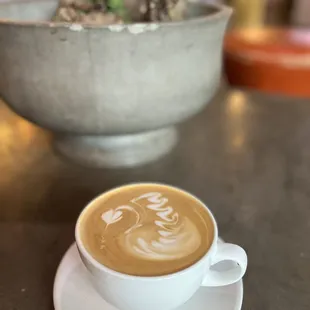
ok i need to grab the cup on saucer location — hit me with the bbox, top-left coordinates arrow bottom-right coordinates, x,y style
75,183 -> 248,310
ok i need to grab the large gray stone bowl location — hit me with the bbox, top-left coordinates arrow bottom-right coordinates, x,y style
0,0 -> 231,168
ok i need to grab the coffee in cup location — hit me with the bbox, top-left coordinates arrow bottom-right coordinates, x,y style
78,183 -> 214,276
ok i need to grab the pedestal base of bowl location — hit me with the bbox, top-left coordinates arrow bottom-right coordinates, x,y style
54,127 -> 178,168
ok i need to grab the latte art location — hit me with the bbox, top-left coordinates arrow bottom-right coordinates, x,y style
126,218 -> 200,260
79,184 -> 214,276
101,192 -> 202,261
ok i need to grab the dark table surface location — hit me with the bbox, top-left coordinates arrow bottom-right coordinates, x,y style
1,86 -> 310,310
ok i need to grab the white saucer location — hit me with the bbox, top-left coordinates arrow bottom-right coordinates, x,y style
53,240 -> 243,310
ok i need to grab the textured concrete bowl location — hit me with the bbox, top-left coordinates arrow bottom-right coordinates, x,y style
0,0 -> 231,168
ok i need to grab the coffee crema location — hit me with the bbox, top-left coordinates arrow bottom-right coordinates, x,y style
78,184 -> 214,276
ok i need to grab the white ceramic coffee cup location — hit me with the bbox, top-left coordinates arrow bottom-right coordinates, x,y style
75,183 -> 247,310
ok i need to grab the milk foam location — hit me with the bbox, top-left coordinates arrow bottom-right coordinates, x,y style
101,192 -> 201,261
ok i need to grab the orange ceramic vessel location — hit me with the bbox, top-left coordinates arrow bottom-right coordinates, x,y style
224,29 -> 310,98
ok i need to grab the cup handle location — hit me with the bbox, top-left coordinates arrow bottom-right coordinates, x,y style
202,243 -> 248,287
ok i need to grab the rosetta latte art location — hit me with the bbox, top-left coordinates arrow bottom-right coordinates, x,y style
101,192 -> 201,261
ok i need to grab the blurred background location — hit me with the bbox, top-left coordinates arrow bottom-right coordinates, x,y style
222,0 -> 310,98
217,0 -> 309,28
